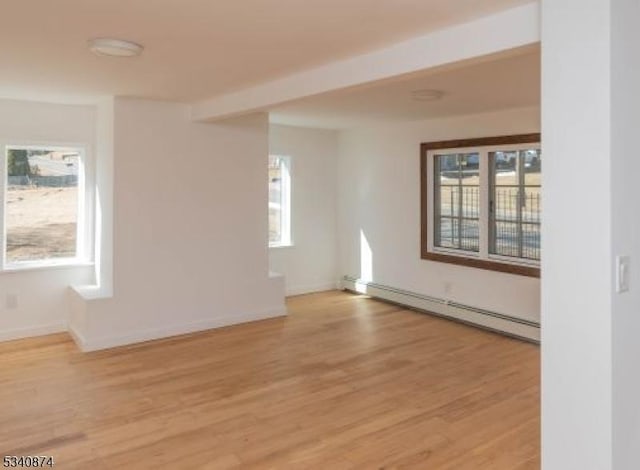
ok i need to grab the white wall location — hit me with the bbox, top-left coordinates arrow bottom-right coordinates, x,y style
269,124 -> 339,295
70,98 -> 284,351
611,0 -> 640,468
541,1 -> 613,469
337,106 -> 540,323
0,99 -> 95,341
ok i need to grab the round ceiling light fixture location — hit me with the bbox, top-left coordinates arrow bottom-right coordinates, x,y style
411,89 -> 445,102
89,38 -> 144,57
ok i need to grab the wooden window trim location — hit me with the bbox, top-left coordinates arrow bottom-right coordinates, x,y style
420,133 -> 541,278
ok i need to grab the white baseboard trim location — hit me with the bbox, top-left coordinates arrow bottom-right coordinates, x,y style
70,304 -> 288,352
67,323 -> 87,351
286,281 -> 340,297
0,323 -> 67,343
341,276 -> 540,343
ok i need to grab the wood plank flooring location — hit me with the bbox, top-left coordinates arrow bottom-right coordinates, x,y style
0,291 -> 540,469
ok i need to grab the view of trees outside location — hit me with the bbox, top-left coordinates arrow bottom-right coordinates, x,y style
6,148 -> 79,263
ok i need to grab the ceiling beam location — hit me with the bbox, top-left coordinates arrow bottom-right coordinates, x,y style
190,2 -> 540,122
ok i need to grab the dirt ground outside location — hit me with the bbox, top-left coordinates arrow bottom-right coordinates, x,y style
6,186 -> 77,263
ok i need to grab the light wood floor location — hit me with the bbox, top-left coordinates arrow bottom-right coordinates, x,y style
0,291 -> 540,469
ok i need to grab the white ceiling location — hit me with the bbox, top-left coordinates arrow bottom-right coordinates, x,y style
0,0 -> 535,103
269,48 -> 540,129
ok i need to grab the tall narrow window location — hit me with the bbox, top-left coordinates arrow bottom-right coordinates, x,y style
490,149 -> 541,260
6,146 -> 82,265
268,155 -> 291,247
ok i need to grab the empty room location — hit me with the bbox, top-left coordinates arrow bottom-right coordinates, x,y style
0,1 -> 638,469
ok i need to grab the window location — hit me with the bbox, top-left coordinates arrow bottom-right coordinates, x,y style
434,152 -> 480,252
4,145 -> 85,267
268,155 -> 291,247
421,134 -> 541,277
490,148 -> 541,261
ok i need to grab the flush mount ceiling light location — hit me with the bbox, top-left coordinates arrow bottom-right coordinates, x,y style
411,89 -> 445,102
89,38 -> 144,57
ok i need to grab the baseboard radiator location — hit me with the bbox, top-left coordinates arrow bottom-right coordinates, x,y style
341,276 -> 540,343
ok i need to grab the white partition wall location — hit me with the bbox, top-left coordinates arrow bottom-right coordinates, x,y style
70,100 -> 285,351
542,1 -> 640,469
610,0 -> 640,468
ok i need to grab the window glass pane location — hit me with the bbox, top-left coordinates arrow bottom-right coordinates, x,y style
438,185 -> 480,219
459,153 -> 480,186
522,223 -> 541,260
522,186 -> 541,223
269,155 -> 291,246
439,186 -> 459,217
461,186 -> 479,219
437,217 -> 457,249
436,153 -> 479,185
437,154 -> 459,185
438,218 -> 480,251
493,187 -> 519,222
6,148 -> 79,263
523,149 -> 541,186
493,221 -> 520,258
493,151 -> 518,186
493,222 -> 542,260
268,155 -> 282,244
434,153 -> 479,253
489,149 -> 541,262
459,218 -> 480,252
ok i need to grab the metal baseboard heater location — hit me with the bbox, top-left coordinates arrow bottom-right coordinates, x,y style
341,276 -> 540,343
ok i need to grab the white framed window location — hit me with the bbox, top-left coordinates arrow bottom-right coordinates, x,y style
421,134 -> 541,277
268,154 -> 292,247
2,144 -> 88,269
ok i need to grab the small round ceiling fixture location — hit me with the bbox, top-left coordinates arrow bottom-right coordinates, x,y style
411,89 -> 445,102
89,38 -> 144,57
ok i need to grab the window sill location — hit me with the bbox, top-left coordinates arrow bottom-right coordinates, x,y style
2,260 -> 94,274
422,251 -> 540,278
269,243 -> 295,250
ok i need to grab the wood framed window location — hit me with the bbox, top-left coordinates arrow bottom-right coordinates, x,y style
421,134 -> 541,277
